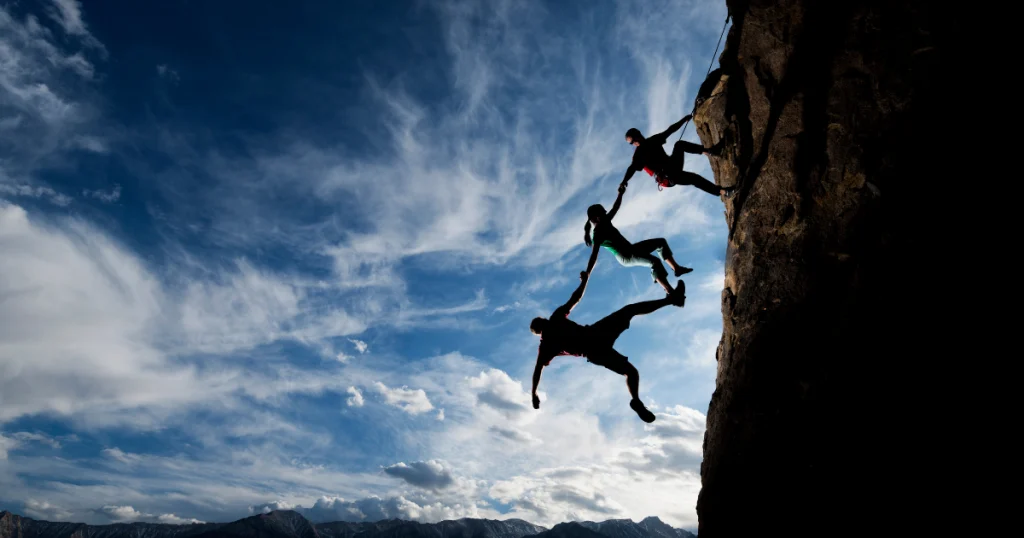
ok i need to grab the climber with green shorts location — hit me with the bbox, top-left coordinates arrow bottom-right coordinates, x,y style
583,182 -> 691,296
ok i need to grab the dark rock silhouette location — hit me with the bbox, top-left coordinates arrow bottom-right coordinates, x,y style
692,0 -> 958,536
576,518 -> 693,538
190,512 -> 318,538
316,518 -> 545,538
0,511 -> 218,538
525,524 -> 601,538
0,512 -> 691,538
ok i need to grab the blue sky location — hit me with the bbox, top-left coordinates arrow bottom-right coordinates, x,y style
0,0 -> 730,531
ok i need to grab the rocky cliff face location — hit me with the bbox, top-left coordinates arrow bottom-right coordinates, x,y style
693,0 -> 955,535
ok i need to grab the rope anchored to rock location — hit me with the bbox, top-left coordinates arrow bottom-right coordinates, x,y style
677,13 -> 731,141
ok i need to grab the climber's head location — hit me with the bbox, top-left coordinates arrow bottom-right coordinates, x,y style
530,317 -> 548,335
625,128 -> 643,146
583,204 -> 606,247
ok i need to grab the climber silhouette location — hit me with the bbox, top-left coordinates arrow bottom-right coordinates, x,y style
529,271 -> 685,423
584,183 -> 691,296
620,115 -> 733,197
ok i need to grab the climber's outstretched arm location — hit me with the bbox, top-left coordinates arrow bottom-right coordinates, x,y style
584,240 -> 601,276
531,354 -> 546,408
652,114 -> 693,143
620,166 -> 637,188
557,272 -> 590,317
607,183 -> 626,221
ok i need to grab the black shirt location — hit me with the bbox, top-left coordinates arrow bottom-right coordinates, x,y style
629,132 -> 673,178
537,305 -> 591,364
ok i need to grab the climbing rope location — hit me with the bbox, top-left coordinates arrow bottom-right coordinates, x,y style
678,14 -> 731,141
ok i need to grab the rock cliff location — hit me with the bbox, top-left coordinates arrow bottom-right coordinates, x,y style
693,0 -> 958,535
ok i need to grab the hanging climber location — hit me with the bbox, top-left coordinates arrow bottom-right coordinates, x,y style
619,115 -> 734,197
583,183 -> 691,296
529,270 -> 686,423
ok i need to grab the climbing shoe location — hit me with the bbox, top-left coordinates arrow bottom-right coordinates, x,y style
674,266 -> 693,277
722,186 -> 736,198
703,139 -> 725,156
669,280 -> 687,306
630,399 -> 656,423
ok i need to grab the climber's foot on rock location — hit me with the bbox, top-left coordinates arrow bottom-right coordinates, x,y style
704,140 -> 725,156
630,399 -> 656,423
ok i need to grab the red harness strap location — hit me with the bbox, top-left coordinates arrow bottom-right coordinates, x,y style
644,167 -> 671,191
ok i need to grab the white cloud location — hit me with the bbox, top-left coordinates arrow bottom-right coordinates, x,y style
372,382 -> 434,415
345,387 -> 364,407
249,500 -> 296,514
349,339 -> 368,353
100,505 -> 147,522
0,434 -> 17,459
82,184 -> 120,203
101,447 -> 141,465
488,425 -> 541,446
436,408 -> 445,421
8,431 -> 63,449
0,183 -> 72,206
466,369 -> 532,420
156,514 -> 205,524
1,3 -> 106,173
301,495 -> 486,524
0,202 -> 194,423
22,499 -> 73,521
382,460 -> 454,490
93,505 -> 203,525
46,0 -> 106,54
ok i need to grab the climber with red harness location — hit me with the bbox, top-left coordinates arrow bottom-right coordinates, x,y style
619,115 -> 734,198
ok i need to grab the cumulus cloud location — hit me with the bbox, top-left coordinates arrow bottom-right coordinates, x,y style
22,499 -> 73,521
345,387 -> 364,407
372,382 -> 433,415
301,495 -> 483,524
382,460 -> 454,490
249,500 -> 296,514
349,339 -> 368,353
99,505 -> 147,522
467,369 -> 531,418
156,514 -> 205,524
95,505 -> 202,524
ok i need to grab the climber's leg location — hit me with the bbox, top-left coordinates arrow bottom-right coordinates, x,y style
614,248 -> 674,294
632,238 -> 692,277
673,171 -> 726,196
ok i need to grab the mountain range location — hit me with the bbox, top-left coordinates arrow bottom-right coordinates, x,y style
0,510 -> 696,538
